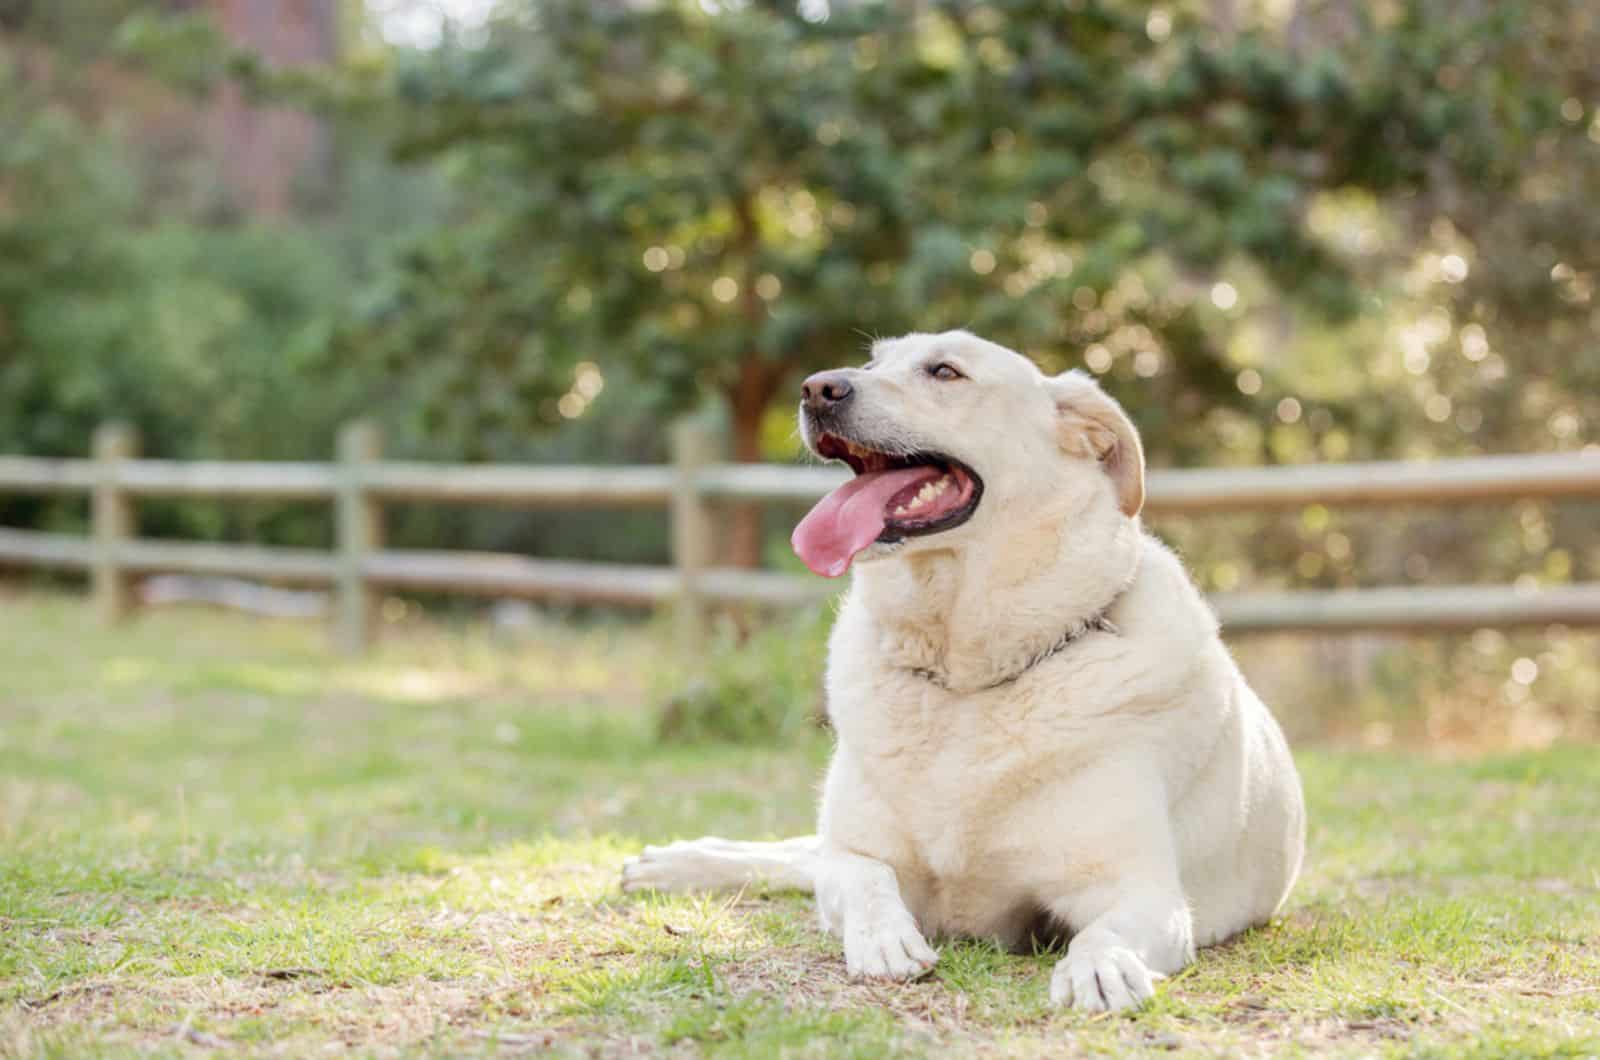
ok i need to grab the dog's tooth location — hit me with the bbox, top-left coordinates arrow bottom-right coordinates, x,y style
894,505 -> 909,515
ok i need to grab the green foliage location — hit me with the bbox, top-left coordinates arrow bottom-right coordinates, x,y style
0,15 -> 429,548
0,89 -> 355,541
656,607 -> 833,744
0,62 -> 141,457
0,22 -> 354,543
5,0 -> 1597,590
294,0 -> 1584,473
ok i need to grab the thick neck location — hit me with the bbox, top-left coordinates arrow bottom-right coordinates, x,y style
853,498 -> 1141,693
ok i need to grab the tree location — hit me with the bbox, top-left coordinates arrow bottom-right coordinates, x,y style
0,7 -> 364,545
104,0 -> 1592,575
198,0 -> 340,219
322,0 -> 1567,565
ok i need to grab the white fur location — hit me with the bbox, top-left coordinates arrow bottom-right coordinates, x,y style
622,331 -> 1305,1012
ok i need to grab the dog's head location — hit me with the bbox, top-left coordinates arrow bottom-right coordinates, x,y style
792,330 -> 1144,578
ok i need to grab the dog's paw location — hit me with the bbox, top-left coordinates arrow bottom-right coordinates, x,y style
1050,944 -> 1160,1012
844,910 -> 938,980
620,840 -> 721,894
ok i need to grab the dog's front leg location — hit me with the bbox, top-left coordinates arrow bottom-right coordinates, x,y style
1042,773 -> 1196,1012
813,847 -> 938,980
1048,879 -> 1194,1012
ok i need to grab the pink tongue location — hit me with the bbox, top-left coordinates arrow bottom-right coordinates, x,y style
791,466 -> 942,578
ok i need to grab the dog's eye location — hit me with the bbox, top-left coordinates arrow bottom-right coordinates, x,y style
928,363 -> 963,381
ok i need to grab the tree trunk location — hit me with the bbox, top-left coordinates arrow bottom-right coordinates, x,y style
725,357 -> 781,569
204,0 -> 337,218
1211,0 -> 1237,37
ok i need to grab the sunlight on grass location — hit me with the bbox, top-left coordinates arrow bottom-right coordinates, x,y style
2,591 -> 1598,1057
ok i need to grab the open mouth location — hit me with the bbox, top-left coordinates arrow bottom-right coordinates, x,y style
790,433 -> 984,578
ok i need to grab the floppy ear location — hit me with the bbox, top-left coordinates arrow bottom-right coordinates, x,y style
1046,371 -> 1146,517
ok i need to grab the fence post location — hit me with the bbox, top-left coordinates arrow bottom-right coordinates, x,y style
335,421 -> 383,655
91,423 -> 139,625
671,420 -> 718,657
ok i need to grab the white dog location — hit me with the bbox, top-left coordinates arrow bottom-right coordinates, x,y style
623,330 -> 1305,1012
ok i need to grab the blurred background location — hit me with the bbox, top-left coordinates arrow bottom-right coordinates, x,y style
1,0 -> 1596,748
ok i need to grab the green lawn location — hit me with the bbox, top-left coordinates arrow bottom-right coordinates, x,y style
2,590 -> 1598,1058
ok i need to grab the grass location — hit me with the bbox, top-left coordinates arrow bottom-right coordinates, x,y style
2,589 -> 1598,1057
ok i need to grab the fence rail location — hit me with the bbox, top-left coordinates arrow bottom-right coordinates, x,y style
2,422 -> 1598,652
688,451 -> 1600,510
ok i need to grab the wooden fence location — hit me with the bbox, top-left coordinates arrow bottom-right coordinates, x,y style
2,421 -> 1599,653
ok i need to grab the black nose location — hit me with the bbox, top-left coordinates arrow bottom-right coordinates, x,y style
801,371 -> 854,412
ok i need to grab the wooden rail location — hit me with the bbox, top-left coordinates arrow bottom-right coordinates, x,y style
693,451 -> 1600,511
2,423 -> 1598,651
